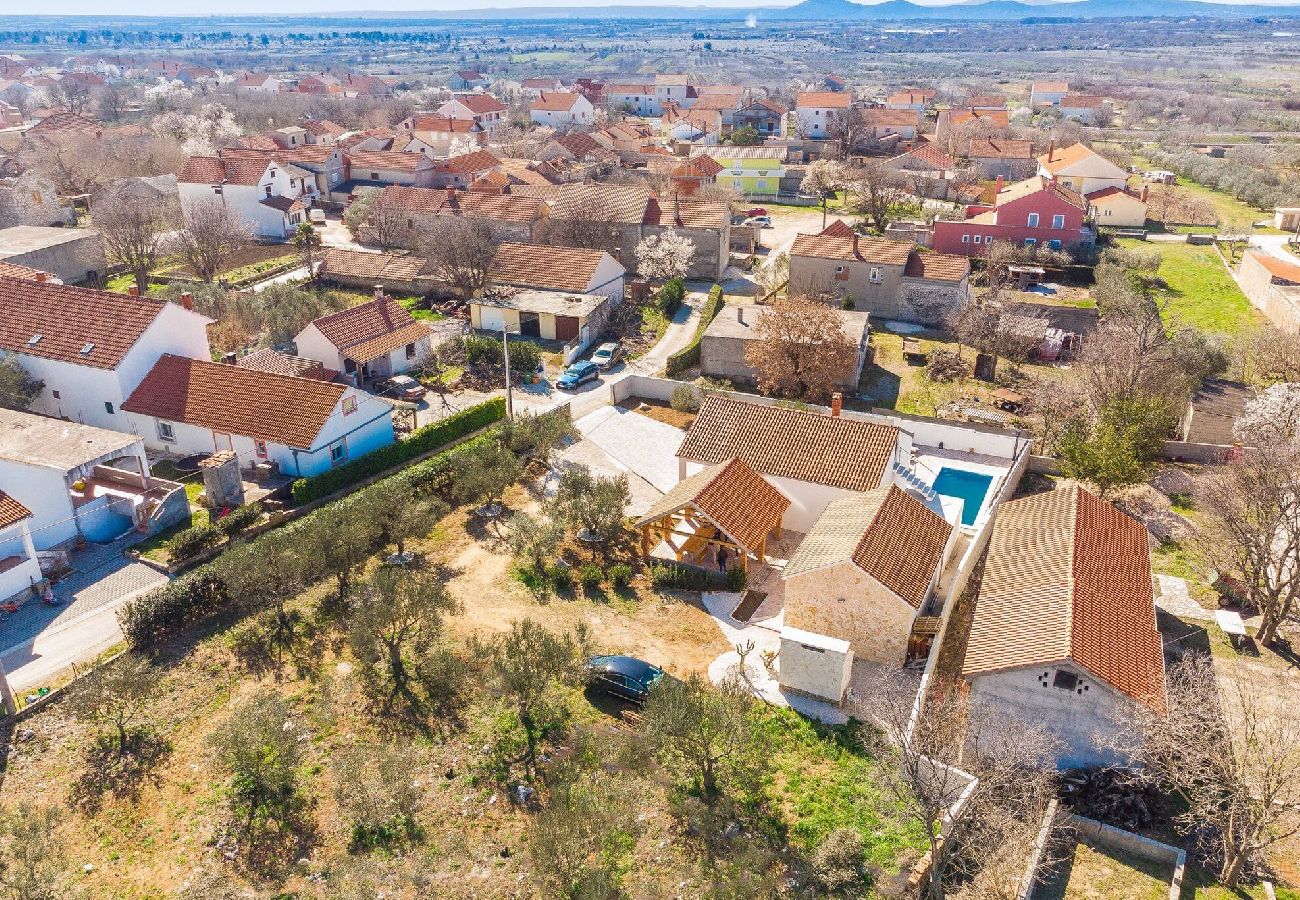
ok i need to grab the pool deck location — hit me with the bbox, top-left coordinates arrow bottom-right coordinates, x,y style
911,446 -> 1012,530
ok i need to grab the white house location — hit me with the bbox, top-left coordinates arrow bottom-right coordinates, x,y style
235,73 -> 283,94
606,83 -> 658,117
794,91 -> 852,140
177,154 -> 312,240
529,92 -> 595,130
1037,142 -> 1129,197
0,493 -> 42,604
488,242 -> 625,305
0,277 -> 212,432
1030,81 -> 1070,108
0,408 -> 189,550
437,93 -> 507,134
963,485 -> 1167,768
121,355 -> 396,479
396,114 -> 486,157
293,292 -> 434,385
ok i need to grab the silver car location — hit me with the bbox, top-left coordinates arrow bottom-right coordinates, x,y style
591,342 -> 622,370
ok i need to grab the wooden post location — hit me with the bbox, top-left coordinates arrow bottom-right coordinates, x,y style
0,657 -> 16,718
640,525 -> 650,557
758,534 -> 767,565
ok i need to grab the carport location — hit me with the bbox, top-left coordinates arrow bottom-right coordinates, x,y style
634,458 -> 789,572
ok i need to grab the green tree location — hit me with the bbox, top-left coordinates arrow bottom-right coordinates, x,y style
448,442 -> 523,515
641,675 -> 768,804
68,653 -> 158,757
292,221 -> 323,283
0,356 -> 43,411
728,125 -> 760,146
501,409 -> 575,464
506,510 -> 565,578
0,803 -> 64,900
478,619 -> 590,780
348,566 -> 464,717
335,743 -> 425,852
1058,397 -> 1174,497
529,771 -> 639,899
357,480 -> 447,561
551,466 -> 630,544
304,499 -> 377,609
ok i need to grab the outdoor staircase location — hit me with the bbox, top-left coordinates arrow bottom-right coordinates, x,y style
892,463 -> 937,504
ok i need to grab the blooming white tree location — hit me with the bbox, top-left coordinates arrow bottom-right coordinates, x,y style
446,135 -> 481,159
1235,382 -> 1300,446
635,230 -> 695,283
152,103 -> 241,157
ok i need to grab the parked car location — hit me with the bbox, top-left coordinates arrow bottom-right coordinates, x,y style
591,341 -> 622,371
741,207 -> 768,218
742,215 -> 772,228
379,374 -> 426,401
585,655 -> 670,704
308,208 -> 327,225
556,360 -> 600,390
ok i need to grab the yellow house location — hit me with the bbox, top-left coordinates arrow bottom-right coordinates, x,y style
1086,186 -> 1148,229
469,289 -> 610,361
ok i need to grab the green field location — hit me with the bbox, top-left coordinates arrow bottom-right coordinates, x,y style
1117,239 -> 1261,335
1133,156 -> 1285,233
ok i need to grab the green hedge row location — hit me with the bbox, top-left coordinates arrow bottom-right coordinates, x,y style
665,284 -> 724,378
121,427 -> 502,648
655,278 -> 686,315
291,396 -> 506,504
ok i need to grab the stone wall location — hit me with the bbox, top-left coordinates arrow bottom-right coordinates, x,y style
784,561 -> 916,664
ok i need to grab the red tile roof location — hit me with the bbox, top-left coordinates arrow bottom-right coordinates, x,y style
346,149 -> 433,173
963,138 -> 1033,161
448,93 -> 505,115
635,457 -> 790,553
0,277 -> 178,369
375,186 -> 544,224
797,91 -> 852,109
903,251 -> 970,282
0,491 -> 32,530
679,395 -> 898,493
406,114 -> 479,134
530,91 -> 585,112
26,110 -> 101,138
308,296 -> 428,363
790,232 -> 914,266
122,354 -> 347,450
489,241 -> 614,292
178,155 -> 272,186
434,148 -> 502,175
853,486 -> 953,607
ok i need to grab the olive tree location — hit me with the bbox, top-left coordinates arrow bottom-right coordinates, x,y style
550,466 -> 630,544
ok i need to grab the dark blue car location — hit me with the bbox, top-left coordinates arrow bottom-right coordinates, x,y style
585,655 -> 668,704
557,360 -> 600,390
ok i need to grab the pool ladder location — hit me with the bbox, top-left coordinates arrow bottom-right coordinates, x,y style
893,463 -> 937,503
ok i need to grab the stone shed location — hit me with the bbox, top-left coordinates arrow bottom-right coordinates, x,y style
0,225 -> 106,284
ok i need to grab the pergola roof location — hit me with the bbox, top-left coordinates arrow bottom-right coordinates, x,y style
635,458 -> 789,554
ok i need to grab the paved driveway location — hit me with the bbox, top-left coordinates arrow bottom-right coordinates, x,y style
572,405 -> 685,493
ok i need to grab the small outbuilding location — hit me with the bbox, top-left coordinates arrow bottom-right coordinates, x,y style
0,225 -> 106,284
470,289 -> 610,362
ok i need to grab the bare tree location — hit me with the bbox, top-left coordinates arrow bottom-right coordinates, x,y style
543,195 -> 622,254
173,198 -> 252,283
94,187 -> 175,294
422,216 -> 498,302
846,159 -> 909,233
854,670 -> 1061,900
1193,440 -> 1300,646
1118,656 -> 1300,888
745,294 -> 858,402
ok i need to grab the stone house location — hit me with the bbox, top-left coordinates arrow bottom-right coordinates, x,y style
732,99 -> 787,138
0,225 -> 106,283
788,230 -> 972,325
963,485 -> 1167,768
1237,249 -> 1300,333
960,138 -> 1035,180
0,173 -> 73,228
700,304 -> 870,389
345,150 -> 437,189
364,185 -> 549,247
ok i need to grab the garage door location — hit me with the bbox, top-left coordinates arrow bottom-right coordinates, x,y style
554,315 -> 579,342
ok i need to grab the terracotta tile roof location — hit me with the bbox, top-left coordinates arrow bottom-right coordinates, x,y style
1037,142 -> 1109,175
861,108 -> 920,128
645,194 -> 730,230
903,251 -> 969,282
494,158 -> 561,187
260,195 -> 303,213
678,395 -> 898,493
1085,186 -> 1144,203
237,347 -> 333,381
319,247 -> 432,283
1247,249 -> 1300,283
178,155 -> 271,186
963,138 -> 1033,161
375,186 -> 545,224
887,90 -> 932,105
0,490 -> 32,530
1033,81 -> 1070,93
963,485 -> 1166,712
996,175 -> 1086,211
308,296 -> 427,363
819,219 -> 855,238
0,276 -> 179,369
234,134 -> 282,151
523,78 -> 562,89
26,110 -> 101,138
0,261 -> 50,281
965,95 -> 1006,108
448,93 -> 505,115
635,458 -> 789,553
123,354 -> 347,450
674,155 -> 724,179
489,241 -> 614,292
944,108 -> 1009,128
691,91 -> 743,111
797,91 -> 852,109
551,131 -> 604,158
456,70 -> 482,80
435,149 -> 502,175
302,119 -> 345,137
407,115 -> 479,134
347,149 -> 433,173
787,486 -> 951,607
545,183 -> 652,225
894,143 -> 957,170
790,232 -> 914,266
530,91 -> 584,112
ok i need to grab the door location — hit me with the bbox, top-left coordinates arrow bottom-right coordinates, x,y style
519,311 -> 542,338
554,315 -> 579,342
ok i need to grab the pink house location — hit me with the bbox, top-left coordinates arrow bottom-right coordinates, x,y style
931,176 -> 1091,257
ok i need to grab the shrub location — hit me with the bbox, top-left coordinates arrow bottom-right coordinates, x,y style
461,334 -> 504,366
655,278 -> 686,315
547,564 -> 573,592
577,564 -> 603,591
724,565 -> 747,592
215,502 -> 262,538
665,283 -> 724,377
118,570 -> 230,647
291,397 -> 505,504
608,563 -> 633,589
168,524 -> 221,561
506,340 -> 542,378
648,564 -> 721,591
670,384 -> 701,413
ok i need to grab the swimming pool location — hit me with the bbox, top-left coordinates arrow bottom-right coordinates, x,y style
930,468 -> 994,527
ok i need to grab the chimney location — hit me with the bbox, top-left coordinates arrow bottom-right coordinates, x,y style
852,233 -> 860,259
1046,140 -> 1055,162
831,392 -> 843,417
995,174 -> 1004,195
737,306 -> 745,326
222,351 -> 237,365
374,284 -> 384,301
127,285 -> 139,297
179,291 -> 193,311
34,271 -> 47,283
1141,184 -> 1149,203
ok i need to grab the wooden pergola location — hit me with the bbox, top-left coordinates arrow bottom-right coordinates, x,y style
635,458 -> 790,572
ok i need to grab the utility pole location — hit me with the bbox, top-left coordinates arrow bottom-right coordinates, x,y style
502,327 -> 514,421
0,657 -> 16,718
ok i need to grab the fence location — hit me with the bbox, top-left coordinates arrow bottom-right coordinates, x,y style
1019,812 -> 1186,900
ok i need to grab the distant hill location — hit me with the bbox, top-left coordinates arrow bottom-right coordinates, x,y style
768,0 -> 1300,20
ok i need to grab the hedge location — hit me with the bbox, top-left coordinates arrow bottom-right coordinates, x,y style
121,427 -> 503,648
665,284 -> 724,377
655,278 -> 686,315
291,396 -> 506,504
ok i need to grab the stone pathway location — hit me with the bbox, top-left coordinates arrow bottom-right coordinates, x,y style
1155,574 -> 1213,622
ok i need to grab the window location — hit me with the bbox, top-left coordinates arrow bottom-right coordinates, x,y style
104,401 -> 115,415
834,265 -> 846,274
51,390 -> 60,399
342,395 -> 357,415
405,343 -> 417,360
1026,212 -> 1040,227
1052,214 -> 1065,229
264,185 -> 272,198
254,438 -> 268,459
961,234 -> 970,244
869,267 -> 883,284
156,421 -> 175,443
407,218 -> 414,230
1048,239 -> 1062,251
329,441 -> 348,464
1024,238 -> 1037,247
1052,670 -> 1079,691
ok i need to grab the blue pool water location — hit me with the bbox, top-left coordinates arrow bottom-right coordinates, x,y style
931,468 -> 994,527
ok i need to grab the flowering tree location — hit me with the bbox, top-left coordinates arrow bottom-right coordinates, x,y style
634,230 -> 694,283
1235,382 -> 1300,446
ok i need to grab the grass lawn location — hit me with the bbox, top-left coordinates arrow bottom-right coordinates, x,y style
1132,156 -> 1284,234
1037,838 -> 1172,900
133,460 -> 208,563
397,295 -> 446,322
1183,867 -> 1300,899
1117,239 -> 1261,335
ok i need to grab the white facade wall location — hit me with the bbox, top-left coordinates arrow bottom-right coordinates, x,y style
530,97 -> 594,129
0,520 -> 42,601
795,106 -> 841,139
587,256 -> 627,305
0,459 -> 77,549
